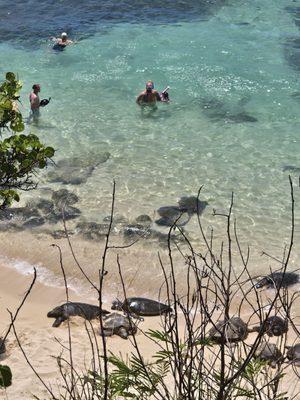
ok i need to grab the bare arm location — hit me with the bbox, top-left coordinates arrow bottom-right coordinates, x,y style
136,93 -> 144,105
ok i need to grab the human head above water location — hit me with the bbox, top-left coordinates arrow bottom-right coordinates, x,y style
146,81 -> 154,91
61,32 -> 68,41
32,84 -> 40,92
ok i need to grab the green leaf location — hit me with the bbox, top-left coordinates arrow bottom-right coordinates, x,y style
44,146 -> 55,158
0,365 -> 12,388
5,72 -> 16,82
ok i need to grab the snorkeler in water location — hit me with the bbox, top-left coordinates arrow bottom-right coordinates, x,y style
52,32 -> 73,50
136,81 -> 162,106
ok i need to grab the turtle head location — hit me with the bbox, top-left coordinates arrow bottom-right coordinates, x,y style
47,305 -> 63,318
255,276 -> 272,289
111,299 -> 123,311
118,327 -> 129,339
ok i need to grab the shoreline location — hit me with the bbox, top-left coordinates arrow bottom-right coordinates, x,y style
1,254 -> 300,399
0,261 -> 164,399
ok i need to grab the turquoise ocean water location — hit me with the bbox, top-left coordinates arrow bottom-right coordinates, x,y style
0,0 -> 300,295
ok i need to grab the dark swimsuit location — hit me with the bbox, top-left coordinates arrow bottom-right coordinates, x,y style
53,43 -> 67,51
142,92 -> 161,104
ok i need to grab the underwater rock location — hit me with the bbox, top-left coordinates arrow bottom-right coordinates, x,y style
76,221 -> 109,241
283,165 -> 300,173
23,217 -> 45,228
33,198 -> 55,214
225,112 -> 257,123
46,206 -> 81,224
123,224 -> 152,239
47,152 -> 110,185
283,37 -> 300,72
0,206 -> 40,221
200,97 -> 257,123
285,5 -> 300,29
151,229 -> 185,246
52,189 -> 79,207
103,214 -> 128,224
135,214 -> 152,224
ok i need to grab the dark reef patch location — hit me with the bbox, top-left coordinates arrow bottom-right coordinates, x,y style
0,0 -> 227,48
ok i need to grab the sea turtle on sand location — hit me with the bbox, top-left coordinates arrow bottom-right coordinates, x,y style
254,343 -> 283,368
111,297 -> 172,317
255,272 -> 299,289
101,313 -> 137,339
47,302 -> 110,327
286,344 -> 300,366
249,316 -> 288,337
208,317 -> 248,344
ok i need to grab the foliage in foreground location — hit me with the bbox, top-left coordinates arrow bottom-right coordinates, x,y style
0,365 -> 12,388
13,182 -> 296,400
0,72 -> 55,208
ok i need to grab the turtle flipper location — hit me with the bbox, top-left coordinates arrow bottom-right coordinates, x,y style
101,329 -> 113,337
118,327 -> 128,339
52,316 -> 66,327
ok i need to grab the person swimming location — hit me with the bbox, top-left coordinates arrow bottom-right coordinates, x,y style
52,32 -> 73,50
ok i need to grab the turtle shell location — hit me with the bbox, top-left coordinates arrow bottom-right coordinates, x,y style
287,344 -> 300,365
263,316 -> 288,336
103,312 -> 136,333
209,317 -> 248,343
255,343 -> 282,367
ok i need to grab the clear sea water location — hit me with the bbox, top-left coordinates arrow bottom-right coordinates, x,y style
0,0 -> 300,296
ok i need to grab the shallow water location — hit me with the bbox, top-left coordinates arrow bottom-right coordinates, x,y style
1,0 -> 300,294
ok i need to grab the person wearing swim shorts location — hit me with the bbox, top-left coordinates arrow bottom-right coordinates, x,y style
29,84 -> 41,121
136,81 -> 162,107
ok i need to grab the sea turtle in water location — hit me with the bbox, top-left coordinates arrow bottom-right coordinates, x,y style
101,313 -> 137,339
286,344 -> 300,367
254,343 -> 283,368
255,271 -> 299,289
249,316 -> 288,337
111,297 -> 172,317
155,206 -> 191,227
208,317 -> 248,344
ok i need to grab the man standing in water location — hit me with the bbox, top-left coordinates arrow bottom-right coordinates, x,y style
136,81 -> 162,107
29,84 -> 41,121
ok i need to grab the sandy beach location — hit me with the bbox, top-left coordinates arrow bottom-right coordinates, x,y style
0,255 -> 300,399
0,262 -> 166,399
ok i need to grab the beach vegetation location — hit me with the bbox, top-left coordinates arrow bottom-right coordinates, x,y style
9,181 -> 300,399
0,72 -> 55,208
0,365 -> 12,388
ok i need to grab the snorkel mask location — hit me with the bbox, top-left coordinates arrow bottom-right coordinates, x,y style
146,81 -> 154,92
